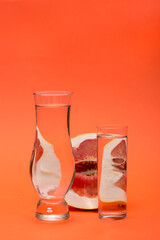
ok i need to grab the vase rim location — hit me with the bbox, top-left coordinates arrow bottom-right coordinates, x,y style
33,91 -> 73,96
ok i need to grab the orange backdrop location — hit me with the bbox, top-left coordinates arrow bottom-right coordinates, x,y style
0,0 -> 160,239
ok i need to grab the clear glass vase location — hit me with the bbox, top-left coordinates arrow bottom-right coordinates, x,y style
30,91 -> 75,222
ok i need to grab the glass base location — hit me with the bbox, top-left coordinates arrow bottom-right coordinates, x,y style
99,212 -> 126,220
36,198 -> 69,222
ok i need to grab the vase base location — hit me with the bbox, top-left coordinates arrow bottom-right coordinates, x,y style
36,212 -> 69,221
35,199 -> 69,222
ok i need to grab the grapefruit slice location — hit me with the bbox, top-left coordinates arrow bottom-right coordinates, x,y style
31,127 -> 61,198
65,133 -> 98,209
100,138 -> 127,203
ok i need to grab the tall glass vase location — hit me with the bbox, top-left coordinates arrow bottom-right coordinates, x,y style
30,91 -> 75,221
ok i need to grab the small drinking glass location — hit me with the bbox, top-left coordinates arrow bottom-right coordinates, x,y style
97,125 -> 128,219
30,91 -> 75,222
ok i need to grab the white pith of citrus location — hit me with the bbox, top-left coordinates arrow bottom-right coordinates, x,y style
71,133 -> 97,148
100,138 -> 127,203
32,127 -> 61,196
66,190 -> 98,209
65,133 -> 98,209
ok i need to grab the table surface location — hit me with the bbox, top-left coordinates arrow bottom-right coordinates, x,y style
0,193 -> 159,240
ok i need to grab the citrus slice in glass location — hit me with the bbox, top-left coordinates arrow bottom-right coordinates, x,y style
100,138 -> 127,203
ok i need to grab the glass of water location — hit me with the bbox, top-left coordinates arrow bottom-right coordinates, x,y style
97,125 -> 128,220
30,91 -> 75,222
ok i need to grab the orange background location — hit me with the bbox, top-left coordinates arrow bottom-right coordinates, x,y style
0,0 -> 160,239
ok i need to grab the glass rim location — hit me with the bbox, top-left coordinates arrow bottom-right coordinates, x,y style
96,124 -> 128,130
33,91 -> 73,96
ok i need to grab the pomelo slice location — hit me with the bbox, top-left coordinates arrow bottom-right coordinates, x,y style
31,127 -> 61,198
100,138 -> 127,203
65,133 -> 98,209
